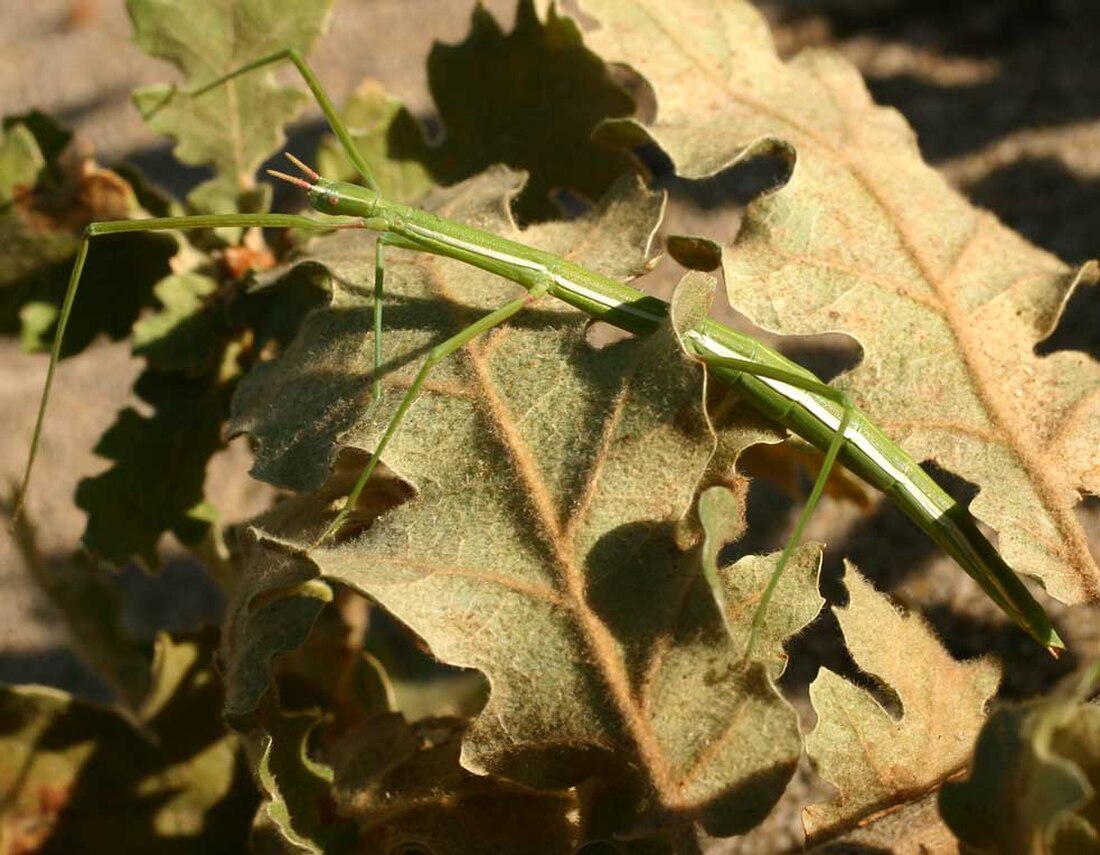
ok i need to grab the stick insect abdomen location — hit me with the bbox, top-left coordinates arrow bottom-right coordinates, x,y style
687,318 -> 1058,647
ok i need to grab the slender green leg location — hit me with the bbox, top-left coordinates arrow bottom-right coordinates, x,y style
695,354 -> 853,661
180,50 -> 404,410
318,280 -> 551,544
371,237 -> 396,402
14,213 -> 346,522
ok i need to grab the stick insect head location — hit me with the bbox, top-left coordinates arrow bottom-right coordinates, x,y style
267,153 -> 380,218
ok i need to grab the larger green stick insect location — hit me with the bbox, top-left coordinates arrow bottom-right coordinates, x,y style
17,48 -> 1063,657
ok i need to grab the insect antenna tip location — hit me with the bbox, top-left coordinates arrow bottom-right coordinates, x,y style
284,151 -> 321,181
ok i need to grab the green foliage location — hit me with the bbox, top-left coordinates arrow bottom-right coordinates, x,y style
0,635 -> 255,852
129,0 -> 334,213
940,664 -> 1100,852
4,0 -> 1099,851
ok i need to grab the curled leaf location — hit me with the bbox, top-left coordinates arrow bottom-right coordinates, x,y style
939,663 -> 1100,852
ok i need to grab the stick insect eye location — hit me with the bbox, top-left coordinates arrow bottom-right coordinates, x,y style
326,192 -> 339,207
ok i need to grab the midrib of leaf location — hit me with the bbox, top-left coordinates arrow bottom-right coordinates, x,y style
226,79 -> 247,192
588,0 -> 1098,599
930,219 -> 1098,595
222,1 -> 246,193
418,251 -> 685,803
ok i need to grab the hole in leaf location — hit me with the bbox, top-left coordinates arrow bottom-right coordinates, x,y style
776,331 -> 863,384
1034,267 -> 1100,362
637,142 -> 794,209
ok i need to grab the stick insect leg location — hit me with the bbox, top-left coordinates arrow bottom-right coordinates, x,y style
371,236 -> 403,402
183,50 -> 398,400
318,280 -> 551,544
14,212 -> 344,522
180,48 -> 379,192
695,354 -> 853,661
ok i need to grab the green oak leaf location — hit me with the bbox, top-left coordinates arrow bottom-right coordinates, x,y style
75,357 -> 238,567
575,0 -> 1100,608
75,258 -> 329,567
128,0 -> 334,213
0,122 -> 43,201
2,111 -> 73,185
132,272 -> 224,373
228,170 -> 823,840
0,124 -> 175,353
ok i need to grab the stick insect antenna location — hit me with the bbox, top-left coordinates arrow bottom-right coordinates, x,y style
267,169 -> 312,191
284,152 -> 321,181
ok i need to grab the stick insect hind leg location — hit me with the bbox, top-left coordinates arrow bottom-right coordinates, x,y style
691,352 -> 853,661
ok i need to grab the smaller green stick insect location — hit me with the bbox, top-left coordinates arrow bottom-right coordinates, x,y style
17,48 -> 1063,658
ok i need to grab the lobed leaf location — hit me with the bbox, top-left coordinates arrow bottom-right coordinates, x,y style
320,0 -> 636,222
575,0 -> 1100,608
804,567 -> 1001,840
221,541 -> 334,725
75,260 -> 329,567
420,0 -> 636,221
128,0 -> 334,213
0,119 -> 175,355
254,705 -> 355,854
0,635 -> 254,852
227,169 -> 824,839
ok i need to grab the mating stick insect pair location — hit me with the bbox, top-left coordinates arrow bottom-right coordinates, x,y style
16,48 -> 1063,658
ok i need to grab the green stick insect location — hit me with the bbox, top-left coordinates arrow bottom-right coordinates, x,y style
17,48 -> 1063,658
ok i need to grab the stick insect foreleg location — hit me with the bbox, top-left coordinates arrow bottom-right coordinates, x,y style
14,213 -> 351,522
185,51 -> 402,403
182,48 -> 379,192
